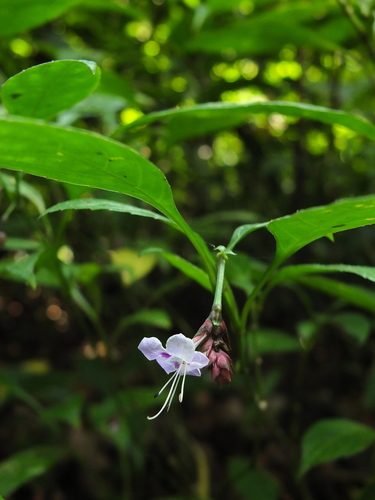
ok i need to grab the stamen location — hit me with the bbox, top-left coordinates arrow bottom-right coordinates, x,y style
179,362 -> 188,403
166,365 -> 183,412
147,367 -> 182,420
154,369 -> 179,398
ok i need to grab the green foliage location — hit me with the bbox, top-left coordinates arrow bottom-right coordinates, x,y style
121,101 -> 375,144
2,60 -> 101,119
0,0 -> 80,36
1,0 -> 375,498
299,419 -> 375,476
0,445 -> 65,496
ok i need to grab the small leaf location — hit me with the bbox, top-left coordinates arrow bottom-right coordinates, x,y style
268,195 -> 375,265
299,419 -> 375,476
42,198 -> 174,226
0,445 -> 64,496
2,60 -> 101,119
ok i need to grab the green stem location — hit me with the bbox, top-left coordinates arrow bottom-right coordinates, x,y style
212,252 -> 226,309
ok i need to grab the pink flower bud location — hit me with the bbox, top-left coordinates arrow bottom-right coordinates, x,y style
210,350 -> 233,387
193,311 -> 233,386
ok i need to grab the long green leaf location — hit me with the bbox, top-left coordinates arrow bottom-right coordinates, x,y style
0,116 -> 215,280
0,0 -> 80,37
117,101 -> 375,145
42,198 -> 175,226
268,195 -> 375,265
2,60 -> 101,119
0,445 -> 65,495
0,116 -> 179,221
144,248 -> 212,291
273,264 -> 375,286
300,419 -> 375,476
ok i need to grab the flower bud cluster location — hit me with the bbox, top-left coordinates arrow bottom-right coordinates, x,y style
193,309 -> 233,387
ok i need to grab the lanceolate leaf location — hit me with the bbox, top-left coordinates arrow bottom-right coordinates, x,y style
0,116 -> 180,223
0,116 -> 215,280
297,276 -> 375,313
2,60 -> 101,119
117,101 -> 375,145
299,419 -> 375,476
273,264 -> 375,286
268,195 -> 375,265
143,248 -> 212,292
42,198 -> 175,226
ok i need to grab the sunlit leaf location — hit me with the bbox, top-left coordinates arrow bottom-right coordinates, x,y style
300,419 -> 375,476
0,445 -> 65,495
109,248 -> 156,286
2,60 -> 101,119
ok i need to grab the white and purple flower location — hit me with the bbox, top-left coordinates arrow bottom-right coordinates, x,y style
138,333 -> 209,420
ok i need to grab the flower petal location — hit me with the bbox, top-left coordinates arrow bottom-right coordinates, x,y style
166,333 -> 195,362
190,351 -> 210,369
186,367 -> 202,377
138,337 -> 166,360
156,355 -> 180,374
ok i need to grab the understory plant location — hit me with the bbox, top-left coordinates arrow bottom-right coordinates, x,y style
2,3 -> 375,497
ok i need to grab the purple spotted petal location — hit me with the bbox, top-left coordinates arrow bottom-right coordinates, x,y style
166,333 -> 195,362
138,337 -> 166,360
